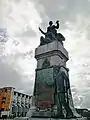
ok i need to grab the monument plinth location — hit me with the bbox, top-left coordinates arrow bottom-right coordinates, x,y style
30,20 -> 87,120
35,41 -> 68,69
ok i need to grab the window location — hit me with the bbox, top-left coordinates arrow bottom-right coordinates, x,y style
22,94 -> 24,97
14,92 -> 16,95
2,97 -> 6,100
26,95 -> 28,98
1,108 -> 4,111
4,89 -> 7,92
18,93 -> 20,96
2,101 -> 5,104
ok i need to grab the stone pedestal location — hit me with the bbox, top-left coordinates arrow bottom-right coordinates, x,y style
35,41 -> 68,69
31,41 -> 86,119
33,41 -> 68,109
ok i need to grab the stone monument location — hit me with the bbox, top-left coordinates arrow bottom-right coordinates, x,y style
30,20 -> 87,119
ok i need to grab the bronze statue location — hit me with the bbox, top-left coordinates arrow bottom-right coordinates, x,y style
39,20 -> 65,45
47,20 -> 59,36
56,66 -> 74,118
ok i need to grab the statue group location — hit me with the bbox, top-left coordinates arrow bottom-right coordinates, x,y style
39,20 -> 65,45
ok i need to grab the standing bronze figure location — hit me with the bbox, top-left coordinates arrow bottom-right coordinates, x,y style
56,66 -> 74,118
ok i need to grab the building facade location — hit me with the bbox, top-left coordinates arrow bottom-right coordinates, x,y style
0,87 -> 32,118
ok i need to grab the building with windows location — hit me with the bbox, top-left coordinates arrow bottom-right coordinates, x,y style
0,87 -> 32,118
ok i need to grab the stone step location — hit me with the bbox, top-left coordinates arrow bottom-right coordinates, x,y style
13,117 -> 87,120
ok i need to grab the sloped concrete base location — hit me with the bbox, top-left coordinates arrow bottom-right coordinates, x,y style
14,117 -> 87,120
30,117 -> 87,120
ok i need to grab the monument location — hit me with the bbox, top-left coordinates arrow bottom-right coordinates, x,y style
30,20 -> 87,119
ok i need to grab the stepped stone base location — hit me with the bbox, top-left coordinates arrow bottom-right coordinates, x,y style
30,118 -> 87,120
31,110 -> 87,120
14,117 -> 87,120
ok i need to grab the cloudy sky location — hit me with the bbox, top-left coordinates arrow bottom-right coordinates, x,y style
0,0 -> 90,109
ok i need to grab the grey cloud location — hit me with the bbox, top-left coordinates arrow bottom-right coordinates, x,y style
0,0 -> 90,108
35,0 -> 90,20
0,28 -> 8,42
0,28 -> 33,95
16,27 -> 36,38
33,0 -> 90,32
0,60 -> 22,89
0,60 -> 32,95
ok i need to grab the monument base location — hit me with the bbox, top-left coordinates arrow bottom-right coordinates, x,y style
26,107 -> 87,120
31,110 -> 87,120
30,117 -> 87,120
